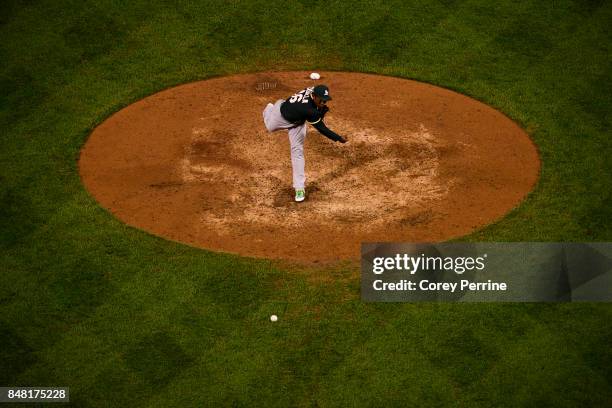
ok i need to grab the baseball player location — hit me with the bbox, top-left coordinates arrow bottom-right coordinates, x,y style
262,84 -> 347,202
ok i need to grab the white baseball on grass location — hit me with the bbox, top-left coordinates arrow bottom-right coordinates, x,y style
270,315 -> 278,322
310,72 -> 320,80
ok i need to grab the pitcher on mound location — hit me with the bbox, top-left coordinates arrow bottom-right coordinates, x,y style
262,84 -> 347,202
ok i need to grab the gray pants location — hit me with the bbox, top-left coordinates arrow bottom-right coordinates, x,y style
263,100 -> 307,190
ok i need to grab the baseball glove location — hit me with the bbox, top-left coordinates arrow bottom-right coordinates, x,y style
320,105 -> 330,118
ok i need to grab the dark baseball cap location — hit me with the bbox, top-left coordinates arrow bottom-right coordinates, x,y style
313,85 -> 332,101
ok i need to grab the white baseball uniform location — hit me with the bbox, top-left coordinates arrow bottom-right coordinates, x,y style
263,99 -> 308,189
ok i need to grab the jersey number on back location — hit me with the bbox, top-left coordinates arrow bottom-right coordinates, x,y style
289,87 -> 314,104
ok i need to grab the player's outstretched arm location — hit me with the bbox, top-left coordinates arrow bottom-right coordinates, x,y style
310,120 -> 347,143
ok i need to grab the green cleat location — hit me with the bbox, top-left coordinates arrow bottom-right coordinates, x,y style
295,189 -> 305,202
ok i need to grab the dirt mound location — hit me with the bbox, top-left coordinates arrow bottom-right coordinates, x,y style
79,71 -> 540,262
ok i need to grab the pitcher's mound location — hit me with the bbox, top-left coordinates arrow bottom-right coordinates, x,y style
79,71 -> 539,262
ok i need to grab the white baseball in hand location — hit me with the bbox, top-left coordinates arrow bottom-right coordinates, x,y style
310,72 -> 320,80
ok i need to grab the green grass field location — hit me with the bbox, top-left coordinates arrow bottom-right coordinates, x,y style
1,0 -> 611,406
